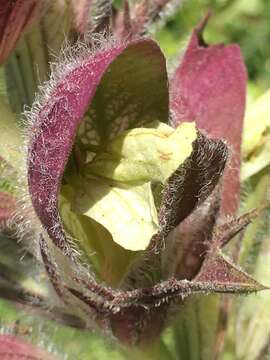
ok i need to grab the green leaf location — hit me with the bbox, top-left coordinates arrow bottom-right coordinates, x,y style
241,133 -> 270,181
239,170 -> 270,268
0,97 -> 22,167
242,89 -> 270,158
233,245 -> 270,360
241,89 -> 270,181
0,161 -> 15,194
171,295 -> 220,360
41,0 -> 72,61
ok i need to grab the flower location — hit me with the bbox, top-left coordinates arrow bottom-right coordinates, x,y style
25,15 -> 267,346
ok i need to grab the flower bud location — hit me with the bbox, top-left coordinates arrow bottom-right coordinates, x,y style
24,20 -> 267,346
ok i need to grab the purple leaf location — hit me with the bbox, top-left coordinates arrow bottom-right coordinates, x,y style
27,38 -> 168,255
170,15 -> 247,215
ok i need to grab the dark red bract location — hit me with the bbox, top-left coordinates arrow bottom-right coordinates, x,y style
170,16 -> 247,215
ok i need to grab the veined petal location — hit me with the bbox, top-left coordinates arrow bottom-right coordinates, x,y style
86,122 -> 197,184
170,15 -> 247,215
27,38 -> 168,255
